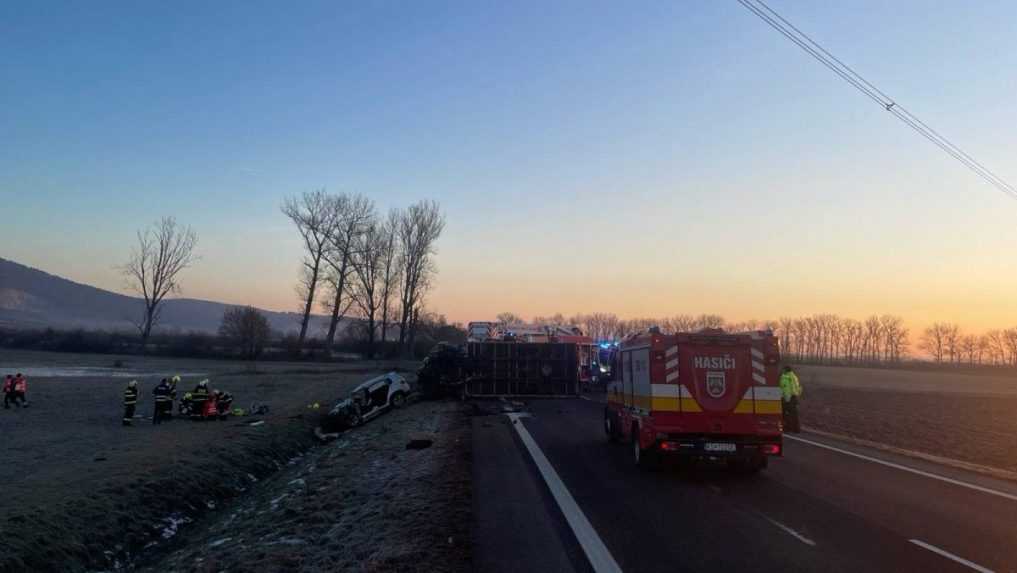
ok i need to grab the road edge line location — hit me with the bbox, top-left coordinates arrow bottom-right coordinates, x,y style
785,434 -> 1017,502
801,426 -> 1017,484
909,539 -> 994,573
506,413 -> 623,573
761,516 -> 816,547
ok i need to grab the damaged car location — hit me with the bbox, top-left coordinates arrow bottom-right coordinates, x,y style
325,372 -> 411,430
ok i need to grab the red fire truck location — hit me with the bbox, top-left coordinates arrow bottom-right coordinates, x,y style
604,328 -> 783,471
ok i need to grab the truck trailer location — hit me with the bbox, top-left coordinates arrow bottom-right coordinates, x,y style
604,329 -> 783,471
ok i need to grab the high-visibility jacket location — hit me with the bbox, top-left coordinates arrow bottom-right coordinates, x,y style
191,387 -> 210,403
153,384 -> 172,403
2,379 -> 12,393
13,378 -> 26,393
778,371 -> 802,401
124,387 -> 139,406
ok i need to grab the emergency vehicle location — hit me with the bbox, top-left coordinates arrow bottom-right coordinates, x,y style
604,328 -> 783,471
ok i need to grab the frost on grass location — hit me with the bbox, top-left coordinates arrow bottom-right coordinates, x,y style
143,401 -> 471,572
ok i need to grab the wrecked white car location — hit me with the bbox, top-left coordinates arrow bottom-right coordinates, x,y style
325,372 -> 410,430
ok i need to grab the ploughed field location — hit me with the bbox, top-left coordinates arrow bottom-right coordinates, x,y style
0,350 -> 418,572
797,364 -> 1017,474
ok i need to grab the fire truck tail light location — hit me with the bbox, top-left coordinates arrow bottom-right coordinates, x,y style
761,444 -> 781,456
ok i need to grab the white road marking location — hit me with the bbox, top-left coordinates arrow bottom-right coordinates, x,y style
506,413 -> 623,573
909,540 -> 994,573
785,434 -> 1017,503
580,395 -> 592,401
762,516 -> 816,547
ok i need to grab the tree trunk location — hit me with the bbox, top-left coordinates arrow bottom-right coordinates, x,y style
406,307 -> 420,358
299,260 -> 321,345
366,312 -> 377,359
141,306 -> 155,351
325,255 -> 351,348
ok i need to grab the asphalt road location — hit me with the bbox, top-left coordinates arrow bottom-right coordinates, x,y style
473,396 -> 1017,573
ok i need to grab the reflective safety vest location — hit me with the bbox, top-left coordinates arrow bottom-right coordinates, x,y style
124,387 -> 139,405
191,388 -> 209,402
153,384 -> 172,402
779,372 -> 802,401
2,379 -> 12,393
13,378 -> 26,393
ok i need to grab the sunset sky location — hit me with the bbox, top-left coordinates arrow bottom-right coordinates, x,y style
3,1 -> 1016,335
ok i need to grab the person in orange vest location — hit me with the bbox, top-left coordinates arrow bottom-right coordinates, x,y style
12,373 -> 27,407
123,380 -> 139,426
2,375 -> 14,409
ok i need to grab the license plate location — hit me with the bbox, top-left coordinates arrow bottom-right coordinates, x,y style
704,442 -> 736,452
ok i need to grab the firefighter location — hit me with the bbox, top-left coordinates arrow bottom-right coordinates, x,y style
3,375 -> 14,409
152,378 -> 172,425
12,373 -> 27,407
779,365 -> 803,433
190,380 -> 210,419
123,380 -> 140,426
215,390 -> 234,420
167,375 -> 180,419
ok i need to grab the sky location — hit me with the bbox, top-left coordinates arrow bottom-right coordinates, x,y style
2,1 -> 1016,336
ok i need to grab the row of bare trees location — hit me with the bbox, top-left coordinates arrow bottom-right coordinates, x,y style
776,315 -> 909,364
282,190 -> 444,357
496,312 -> 914,365
920,322 -> 1017,366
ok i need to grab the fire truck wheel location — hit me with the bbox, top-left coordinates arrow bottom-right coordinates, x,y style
632,425 -> 659,470
604,410 -> 620,442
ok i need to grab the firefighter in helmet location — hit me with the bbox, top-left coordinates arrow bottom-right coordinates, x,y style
189,379 -> 211,418
123,380 -> 140,426
779,365 -> 803,433
152,378 -> 172,424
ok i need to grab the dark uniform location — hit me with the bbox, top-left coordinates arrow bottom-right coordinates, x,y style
190,382 -> 210,418
123,382 -> 139,426
152,379 -> 172,425
216,391 -> 234,419
2,375 -> 13,409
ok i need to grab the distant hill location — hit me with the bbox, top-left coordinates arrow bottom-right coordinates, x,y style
0,257 -> 339,335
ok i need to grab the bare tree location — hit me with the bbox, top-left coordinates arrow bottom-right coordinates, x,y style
378,209 -> 403,345
920,323 -> 948,363
321,193 -> 375,348
1004,328 -> 1017,366
122,217 -> 199,347
496,312 -> 525,326
693,314 -> 726,330
396,200 -> 445,356
349,222 -> 385,358
959,335 -> 978,365
943,323 -> 961,364
985,330 -> 1006,365
282,190 -> 333,347
219,306 -> 271,360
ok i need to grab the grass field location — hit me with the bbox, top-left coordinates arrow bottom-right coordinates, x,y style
796,364 -> 1017,396
0,349 -> 418,572
799,364 -> 1017,474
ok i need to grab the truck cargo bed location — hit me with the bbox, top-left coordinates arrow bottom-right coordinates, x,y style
466,341 -> 580,397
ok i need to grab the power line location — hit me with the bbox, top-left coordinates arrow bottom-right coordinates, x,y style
736,0 -> 1017,200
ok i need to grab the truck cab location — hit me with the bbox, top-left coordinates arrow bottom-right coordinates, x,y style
605,329 -> 783,471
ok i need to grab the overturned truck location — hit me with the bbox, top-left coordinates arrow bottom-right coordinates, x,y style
418,340 -> 587,398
